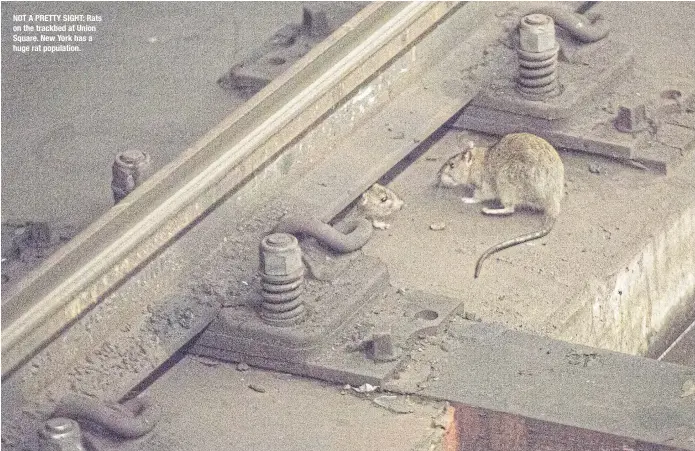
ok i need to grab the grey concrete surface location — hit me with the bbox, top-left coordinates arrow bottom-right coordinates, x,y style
386,317 -> 695,449
103,356 -> 449,451
1,1 -> 304,227
1,2 -> 693,450
360,1 -> 695,357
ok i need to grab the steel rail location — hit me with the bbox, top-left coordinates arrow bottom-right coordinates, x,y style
1,1 -> 460,378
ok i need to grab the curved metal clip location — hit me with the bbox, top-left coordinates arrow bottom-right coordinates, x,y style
52,393 -> 159,440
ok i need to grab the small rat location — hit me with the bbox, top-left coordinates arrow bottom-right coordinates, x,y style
275,183 -> 404,255
438,133 -> 564,278
275,183 -> 404,280
356,183 -> 405,230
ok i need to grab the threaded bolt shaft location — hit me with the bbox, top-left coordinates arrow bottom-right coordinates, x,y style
259,233 -> 306,326
516,14 -> 561,100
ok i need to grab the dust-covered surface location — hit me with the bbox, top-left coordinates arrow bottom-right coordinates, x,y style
0,195 -> 290,449
0,2 -> 339,299
364,126 -> 694,350
101,356 -> 450,451
0,2 -> 312,228
0,222 -> 77,290
0,286 -> 221,450
385,316 -> 695,449
194,280 -> 464,388
0,183 -> 365,450
358,4 -> 695,351
0,4 -> 360,448
2,2 -> 695,449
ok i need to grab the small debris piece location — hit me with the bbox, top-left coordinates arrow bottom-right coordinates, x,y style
372,220 -> 390,230
566,350 -> 598,367
429,222 -> 446,231
345,339 -> 370,353
372,395 -> 414,414
194,356 -> 221,367
588,163 -> 601,174
681,379 -> 695,398
353,383 -> 378,393
601,102 -> 615,114
237,362 -> 250,372
462,311 -> 479,322
432,409 -> 452,429
248,384 -> 266,393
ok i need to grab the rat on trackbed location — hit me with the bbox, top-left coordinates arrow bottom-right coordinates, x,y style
355,182 -> 405,230
438,133 -> 564,278
274,183 -> 404,255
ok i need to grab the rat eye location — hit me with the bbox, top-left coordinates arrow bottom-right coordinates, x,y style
380,195 -> 388,202
448,161 -> 455,168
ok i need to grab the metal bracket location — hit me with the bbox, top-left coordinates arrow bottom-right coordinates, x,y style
454,35 -> 695,174
218,4 -> 363,95
191,253 -> 454,387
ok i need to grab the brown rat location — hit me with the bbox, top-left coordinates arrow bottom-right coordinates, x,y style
438,133 -> 564,278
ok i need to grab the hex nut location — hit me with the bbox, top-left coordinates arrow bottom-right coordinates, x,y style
519,14 -> 556,53
38,418 -> 84,451
260,233 -> 303,277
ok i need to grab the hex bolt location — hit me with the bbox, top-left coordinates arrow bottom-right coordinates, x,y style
111,149 -> 152,204
259,233 -> 306,326
516,14 -> 561,100
613,103 -> 648,133
38,418 -> 85,451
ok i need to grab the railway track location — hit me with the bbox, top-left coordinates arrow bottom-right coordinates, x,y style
2,2 -> 694,450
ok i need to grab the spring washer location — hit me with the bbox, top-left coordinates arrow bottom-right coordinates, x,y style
516,43 -> 561,99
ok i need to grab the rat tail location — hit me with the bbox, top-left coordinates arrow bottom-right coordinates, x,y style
474,216 -> 556,278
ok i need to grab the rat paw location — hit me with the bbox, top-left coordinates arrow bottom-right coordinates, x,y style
461,197 -> 481,204
482,206 -> 515,216
372,220 -> 390,230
